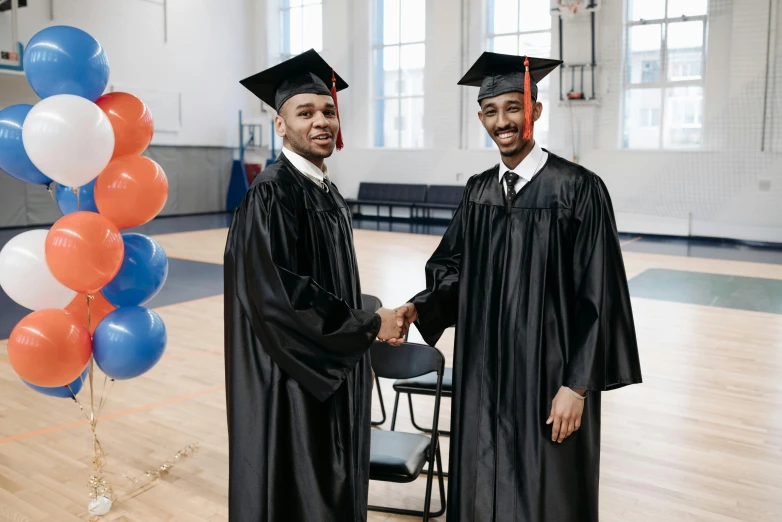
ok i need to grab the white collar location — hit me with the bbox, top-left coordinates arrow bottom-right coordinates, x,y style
497,141 -> 546,184
281,145 -> 329,188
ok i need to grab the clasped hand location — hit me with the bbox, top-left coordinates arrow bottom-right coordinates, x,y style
376,303 -> 417,346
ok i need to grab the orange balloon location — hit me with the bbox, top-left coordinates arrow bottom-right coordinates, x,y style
96,92 -> 154,158
94,155 -> 169,229
45,212 -> 125,294
8,309 -> 92,387
65,292 -> 116,335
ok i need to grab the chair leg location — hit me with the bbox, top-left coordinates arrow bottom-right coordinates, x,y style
370,373 -> 386,427
408,393 -> 451,436
390,392 -> 401,431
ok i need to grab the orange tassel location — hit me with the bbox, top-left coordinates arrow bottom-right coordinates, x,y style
522,56 -> 533,141
330,69 -> 344,151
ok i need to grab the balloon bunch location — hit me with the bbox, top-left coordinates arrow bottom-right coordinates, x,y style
0,26 -> 170,515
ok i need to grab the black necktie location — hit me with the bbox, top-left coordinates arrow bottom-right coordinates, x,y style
504,171 -> 520,204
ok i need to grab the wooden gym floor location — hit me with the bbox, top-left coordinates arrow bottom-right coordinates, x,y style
0,216 -> 781,521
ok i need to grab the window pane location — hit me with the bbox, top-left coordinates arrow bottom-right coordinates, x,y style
280,8 -> 291,56
282,0 -> 302,7
667,0 -> 708,17
401,97 -> 424,148
302,0 -> 320,5
491,35 -> 518,55
302,4 -> 322,52
628,0 -> 665,21
667,21 -> 703,81
383,0 -> 400,45
519,32 -> 551,58
492,0 -> 519,35
400,43 -> 425,95
374,47 -> 400,97
519,0 -> 551,32
663,86 -> 702,148
289,7 -> 303,56
627,24 -> 661,84
623,88 -> 661,149
400,0 -> 425,42
380,99 -> 400,148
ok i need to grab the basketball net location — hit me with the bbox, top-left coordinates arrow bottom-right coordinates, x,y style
558,0 -> 580,19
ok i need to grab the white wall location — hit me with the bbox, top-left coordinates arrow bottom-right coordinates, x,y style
297,0 -> 782,243
1,0 -> 259,148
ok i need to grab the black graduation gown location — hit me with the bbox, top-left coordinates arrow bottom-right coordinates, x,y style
223,155 -> 380,522
411,152 -> 642,522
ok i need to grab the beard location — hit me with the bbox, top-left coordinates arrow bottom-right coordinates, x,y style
285,128 -> 334,160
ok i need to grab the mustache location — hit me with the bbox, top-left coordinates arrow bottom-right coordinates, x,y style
494,125 -> 518,136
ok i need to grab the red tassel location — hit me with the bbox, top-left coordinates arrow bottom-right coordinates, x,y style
330,69 -> 344,151
522,56 -> 533,141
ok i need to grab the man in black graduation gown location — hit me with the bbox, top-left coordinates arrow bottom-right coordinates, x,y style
395,52 -> 643,521
224,50 -> 405,522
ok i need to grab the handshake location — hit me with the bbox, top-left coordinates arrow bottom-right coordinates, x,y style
376,303 -> 418,346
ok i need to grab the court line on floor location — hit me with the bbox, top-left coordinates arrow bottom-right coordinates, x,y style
0,347 -> 222,367
0,294 -> 225,346
0,385 -> 225,444
621,236 -> 643,247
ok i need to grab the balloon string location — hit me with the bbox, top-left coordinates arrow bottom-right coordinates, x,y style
75,187 -> 80,211
47,184 -> 57,205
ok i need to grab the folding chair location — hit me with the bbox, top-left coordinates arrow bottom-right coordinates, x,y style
368,341 -> 447,521
361,293 -> 386,427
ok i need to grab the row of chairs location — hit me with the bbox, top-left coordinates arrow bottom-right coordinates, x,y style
346,183 -> 465,220
361,293 -> 453,521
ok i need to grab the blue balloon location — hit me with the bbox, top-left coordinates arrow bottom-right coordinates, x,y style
54,180 -> 99,215
102,234 -> 169,307
23,26 -> 110,101
0,105 -> 51,185
93,306 -> 167,380
23,365 -> 89,399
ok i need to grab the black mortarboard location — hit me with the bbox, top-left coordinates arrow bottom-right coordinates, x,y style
458,52 -> 562,102
458,52 -> 562,140
239,49 -> 348,149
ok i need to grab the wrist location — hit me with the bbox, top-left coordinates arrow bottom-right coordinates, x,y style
566,387 -> 586,399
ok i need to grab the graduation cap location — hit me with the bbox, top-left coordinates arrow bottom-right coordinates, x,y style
458,52 -> 562,141
240,49 -> 348,150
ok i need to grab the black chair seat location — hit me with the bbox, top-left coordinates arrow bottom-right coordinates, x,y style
394,368 -> 453,397
370,430 -> 431,483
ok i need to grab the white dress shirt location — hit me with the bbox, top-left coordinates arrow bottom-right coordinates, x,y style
497,141 -> 548,196
281,145 -> 330,191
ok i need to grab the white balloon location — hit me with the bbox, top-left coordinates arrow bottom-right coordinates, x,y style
22,94 -> 115,188
0,229 -> 77,311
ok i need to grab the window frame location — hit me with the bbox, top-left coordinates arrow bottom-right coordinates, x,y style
371,0 -> 426,148
279,0 -> 323,62
623,0 -> 708,149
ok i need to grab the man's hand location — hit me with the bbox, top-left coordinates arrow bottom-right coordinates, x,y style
384,303 -> 418,346
546,386 -> 585,443
376,307 -> 404,341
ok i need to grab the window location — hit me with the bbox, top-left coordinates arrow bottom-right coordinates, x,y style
373,0 -> 426,148
280,0 -> 322,62
482,0 -> 552,148
623,0 -> 707,149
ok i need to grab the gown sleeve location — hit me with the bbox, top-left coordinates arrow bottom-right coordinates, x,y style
410,179 -> 471,346
239,181 -> 381,401
563,172 -> 643,392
